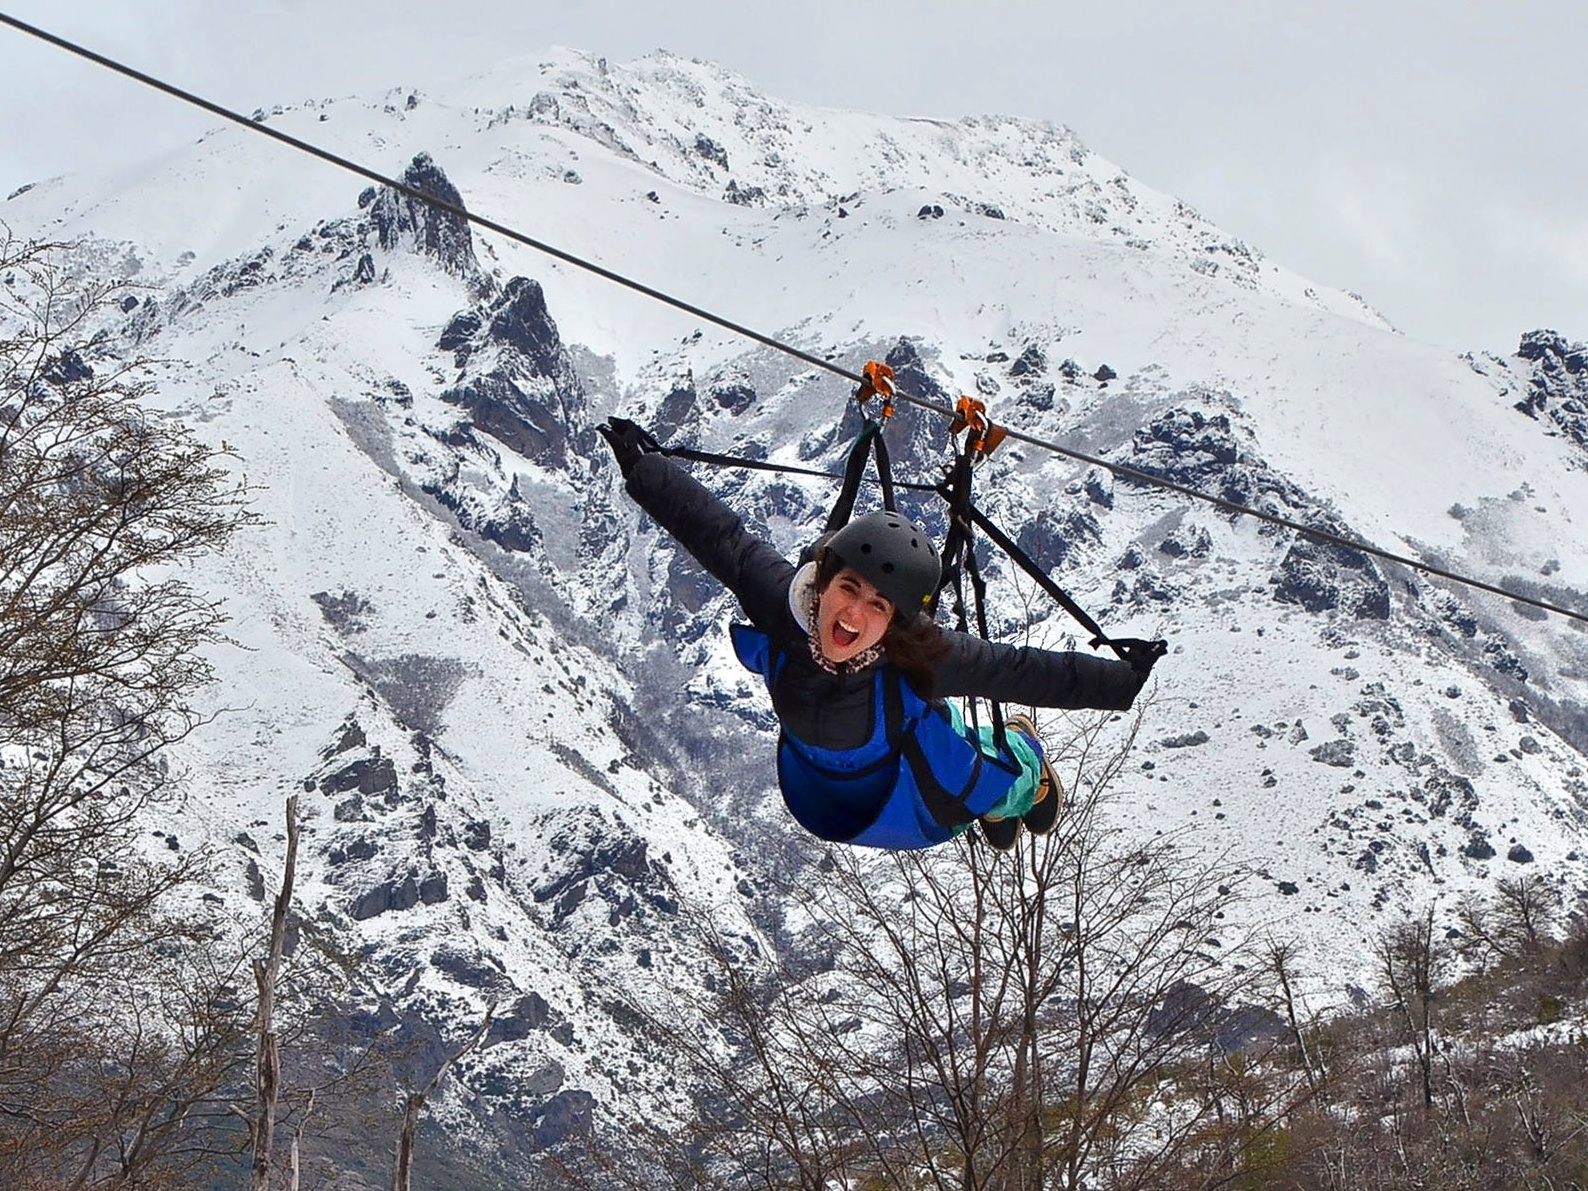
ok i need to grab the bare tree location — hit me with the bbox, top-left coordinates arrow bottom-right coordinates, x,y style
1492,875 -> 1559,956
1376,905 -> 1444,1111
241,794 -> 301,1191
392,1003 -> 496,1191
0,231 -> 256,1187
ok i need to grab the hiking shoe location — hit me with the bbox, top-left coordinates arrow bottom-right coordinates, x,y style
979,814 -> 1019,852
1006,714 -> 1062,835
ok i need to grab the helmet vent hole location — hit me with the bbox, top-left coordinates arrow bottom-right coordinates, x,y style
882,562 -> 895,574
860,543 -> 872,554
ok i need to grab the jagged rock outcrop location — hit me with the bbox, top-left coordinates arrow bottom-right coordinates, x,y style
364,152 -> 484,283
1122,406 -> 1389,618
439,277 -> 588,470
1514,329 -> 1588,461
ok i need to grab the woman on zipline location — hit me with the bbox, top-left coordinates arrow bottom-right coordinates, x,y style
600,417 -> 1165,851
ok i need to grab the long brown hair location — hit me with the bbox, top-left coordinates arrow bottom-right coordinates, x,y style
815,552 -> 951,697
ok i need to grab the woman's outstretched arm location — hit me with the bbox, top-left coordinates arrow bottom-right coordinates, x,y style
933,630 -> 1149,710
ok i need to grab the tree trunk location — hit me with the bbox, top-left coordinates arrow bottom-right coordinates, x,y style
251,794 -> 300,1191
392,1004 -> 495,1191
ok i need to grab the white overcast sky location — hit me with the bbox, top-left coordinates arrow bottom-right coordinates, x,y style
1,0 -> 1584,357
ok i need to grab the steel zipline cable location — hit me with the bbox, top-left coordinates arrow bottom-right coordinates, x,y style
4,10 -> 1585,627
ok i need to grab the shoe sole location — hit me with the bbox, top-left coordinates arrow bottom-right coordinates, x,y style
979,815 -> 1019,851
1022,765 -> 1062,834
1005,714 -> 1061,835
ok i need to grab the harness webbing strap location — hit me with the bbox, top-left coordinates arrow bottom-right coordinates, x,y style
823,419 -> 896,533
659,443 -> 937,494
955,499 -> 1129,663
884,671 -> 980,829
935,447 -> 1011,758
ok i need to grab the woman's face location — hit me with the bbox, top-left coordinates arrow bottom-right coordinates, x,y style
816,566 -> 895,664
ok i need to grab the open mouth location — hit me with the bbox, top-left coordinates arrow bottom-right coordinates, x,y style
831,621 -> 860,649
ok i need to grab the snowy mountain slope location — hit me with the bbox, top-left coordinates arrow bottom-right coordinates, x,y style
7,45 -> 1588,1172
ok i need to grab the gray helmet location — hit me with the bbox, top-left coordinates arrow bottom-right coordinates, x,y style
824,511 -> 940,615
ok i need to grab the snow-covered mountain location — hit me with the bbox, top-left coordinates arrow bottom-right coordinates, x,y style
8,46 -> 1588,1177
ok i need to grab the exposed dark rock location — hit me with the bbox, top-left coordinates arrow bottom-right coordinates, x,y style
486,993 -> 553,1046
710,379 -> 757,415
655,376 -> 701,445
464,818 -> 492,851
1483,638 -> 1528,681
45,350 -> 93,386
441,368 -> 571,470
369,152 -> 480,279
530,1089 -> 595,1151
1016,506 -> 1101,570
1125,408 -> 1243,495
1463,834 -> 1496,861
1517,328 -> 1587,372
535,822 -> 656,925
1309,740 -> 1357,767
693,133 -> 729,170
1161,731 -> 1210,749
428,943 -> 506,990
1159,527 -> 1212,559
419,871 -> 449,904
1424,769 -> 1478,819
423,477 -> 543,555
1111,569 -> 1177,607
1513,330 -> 1588,460
1010,344 -> 1046,377
1093,363 -> 1117,383
350,874 -> 421,920
321,755 -> 397,797
326,835 -> 378,865
245,857 -> 266,901
1508,843 -> 1535,863
438,309 -> 481,360
1273,538 -> 1390,620
724,180 -> 766,206
1018,380 -> 1055,411
917,204 -> 945,219
325,717 -> 367,756
1145,980 -> 1286,1055
756,481 -> 817,524
485,277 -> 565,378
1084,470 -> 1114,508
662,549 -> 720,644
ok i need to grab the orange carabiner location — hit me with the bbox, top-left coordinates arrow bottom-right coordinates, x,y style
950,395 -> 1007,456
855,360 -> 897,419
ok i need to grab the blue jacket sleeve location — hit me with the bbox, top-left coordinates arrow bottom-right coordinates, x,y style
623,452 -> 794,634
932,630 -> 1145,710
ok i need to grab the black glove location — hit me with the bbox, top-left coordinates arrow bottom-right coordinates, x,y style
1113,637 -> 1168,681
598,416 -> 661,476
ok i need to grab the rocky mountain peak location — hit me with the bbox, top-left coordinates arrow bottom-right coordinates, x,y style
364,152 -> 484,285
